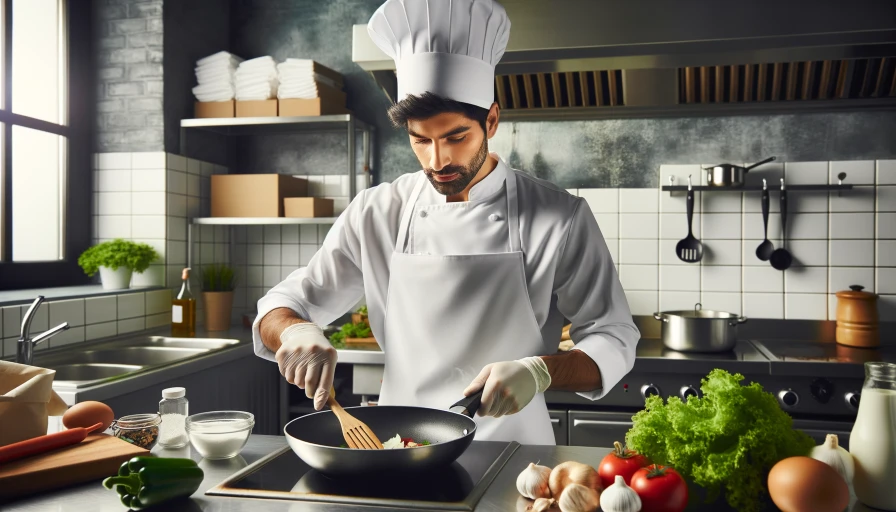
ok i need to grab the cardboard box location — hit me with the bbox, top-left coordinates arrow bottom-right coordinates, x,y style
279,82 -> 348,117
195,100 -> 235,118
211,174 -> 308,217
284,197 -> 334,218
236,99 -> 278,117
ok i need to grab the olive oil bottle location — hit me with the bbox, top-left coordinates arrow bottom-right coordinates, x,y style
171,267 -> 196,337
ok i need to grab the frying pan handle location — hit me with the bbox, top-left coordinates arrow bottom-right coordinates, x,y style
449,389 -> 483,418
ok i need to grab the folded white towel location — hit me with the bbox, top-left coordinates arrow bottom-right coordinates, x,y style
193,83 -> 234,102
238,56 -> 277,69
196,69 -> 234,83
196,51 -> 243,67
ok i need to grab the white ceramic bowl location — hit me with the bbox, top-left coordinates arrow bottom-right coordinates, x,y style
185,411 -> 254,460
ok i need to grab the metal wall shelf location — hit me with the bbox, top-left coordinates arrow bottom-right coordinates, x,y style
181,114 -> 374,267
662,184 -> 854,192
192,217 -> 338,225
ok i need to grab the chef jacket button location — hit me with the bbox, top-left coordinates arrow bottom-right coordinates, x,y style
419,210 -> 428,218
488,213 -> 501,221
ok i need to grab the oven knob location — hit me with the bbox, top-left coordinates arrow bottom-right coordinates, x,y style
810,378 -> 834,404
640,384 -> 661,399
680,385 -> 700,401
778,389 -> 799,408
845,391 -> 861,410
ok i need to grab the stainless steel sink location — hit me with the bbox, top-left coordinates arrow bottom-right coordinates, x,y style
68,347 -> 209,366
29,331 -> 247,389
119,336 -> 241,350
52,363 -> 143,386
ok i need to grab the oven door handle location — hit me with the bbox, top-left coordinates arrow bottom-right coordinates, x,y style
550,418 -> 560,424
572,419 -> 633,428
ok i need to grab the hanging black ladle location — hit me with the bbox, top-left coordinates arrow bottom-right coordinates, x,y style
756,179 -> 775,261
770,178 -> 793,271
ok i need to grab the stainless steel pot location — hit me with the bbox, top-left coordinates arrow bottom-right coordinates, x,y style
653,303 -> 747,353
704,156 -> 776,187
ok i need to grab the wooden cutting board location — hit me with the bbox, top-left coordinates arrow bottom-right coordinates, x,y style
0,433 -> 149,500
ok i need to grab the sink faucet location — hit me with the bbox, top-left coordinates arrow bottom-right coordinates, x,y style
16,295 -> 69,366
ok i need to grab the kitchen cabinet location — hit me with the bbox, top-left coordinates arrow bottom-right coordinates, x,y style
549,409 -> 568,445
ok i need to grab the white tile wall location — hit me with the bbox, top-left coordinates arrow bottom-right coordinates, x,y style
566,159 -> 896,321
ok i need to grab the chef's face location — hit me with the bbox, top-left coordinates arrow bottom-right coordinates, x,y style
407,107 -> 499,197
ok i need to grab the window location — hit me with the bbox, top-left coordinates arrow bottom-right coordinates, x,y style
0,0 -> 91,289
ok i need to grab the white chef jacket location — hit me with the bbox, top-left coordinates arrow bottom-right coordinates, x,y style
252,154 -> 640,400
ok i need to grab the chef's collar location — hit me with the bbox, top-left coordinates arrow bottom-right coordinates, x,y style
467,153 -> 507,202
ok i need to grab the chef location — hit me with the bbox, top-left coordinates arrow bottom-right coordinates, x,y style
253,0 -> 640,445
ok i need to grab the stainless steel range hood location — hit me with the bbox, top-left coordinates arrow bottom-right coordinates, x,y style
352,0 -> 896,119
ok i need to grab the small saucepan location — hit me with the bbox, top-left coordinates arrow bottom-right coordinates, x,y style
704,156 -> 776,187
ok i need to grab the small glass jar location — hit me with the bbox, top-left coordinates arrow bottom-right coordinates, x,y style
158,387 -> 189,448
111,413 -> 162,450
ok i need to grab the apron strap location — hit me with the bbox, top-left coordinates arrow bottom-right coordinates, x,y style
506,169 -> 522,253
395,172 -> 428,252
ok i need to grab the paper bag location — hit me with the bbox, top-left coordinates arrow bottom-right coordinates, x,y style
0,360 -> 68,447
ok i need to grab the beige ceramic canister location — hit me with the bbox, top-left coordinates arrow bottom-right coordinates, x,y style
835,285 -> 880,348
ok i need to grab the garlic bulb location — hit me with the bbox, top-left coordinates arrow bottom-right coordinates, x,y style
528,497 -> 557,511
517,462 -> 553,499
810,433 -> 855,484
599,475 -> 641,512
558,483 -> 600,512
549,461 -> 601,497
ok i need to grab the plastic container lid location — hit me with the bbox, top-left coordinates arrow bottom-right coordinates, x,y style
162,387 -> 186,399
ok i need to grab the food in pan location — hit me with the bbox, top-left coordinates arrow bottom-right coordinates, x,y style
338,433 -> 432,448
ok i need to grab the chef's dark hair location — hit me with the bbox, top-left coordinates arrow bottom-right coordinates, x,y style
388,92 -> 489,134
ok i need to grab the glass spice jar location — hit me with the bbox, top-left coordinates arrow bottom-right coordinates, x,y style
111,413 -> 162,450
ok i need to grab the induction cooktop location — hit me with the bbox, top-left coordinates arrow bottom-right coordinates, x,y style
750,339 -> 896,364
205,440 -> 519,510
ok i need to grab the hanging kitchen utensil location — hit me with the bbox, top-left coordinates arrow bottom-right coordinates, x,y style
653,303 -> 747,353
756,179 -> 775,261
770,178 -> 793,271
704,156 -> 776,187
676,175 -> 703,263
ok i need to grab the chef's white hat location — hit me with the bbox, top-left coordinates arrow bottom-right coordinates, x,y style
367,0 -> 511,110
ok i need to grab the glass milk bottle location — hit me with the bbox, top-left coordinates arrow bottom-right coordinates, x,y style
158,387 -> 189,448
849,362 -> 896,511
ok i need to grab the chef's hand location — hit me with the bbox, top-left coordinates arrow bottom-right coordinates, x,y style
277,322 -> 336,410
462,357 -> 551,418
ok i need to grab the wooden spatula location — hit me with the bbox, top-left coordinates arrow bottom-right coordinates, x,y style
328,385 -> 383,450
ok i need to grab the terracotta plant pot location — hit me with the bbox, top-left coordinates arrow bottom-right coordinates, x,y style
203,291 -> 234,331
99,266 -> 132,290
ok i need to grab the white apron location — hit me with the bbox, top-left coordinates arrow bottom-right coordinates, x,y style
378,170 -> 556,445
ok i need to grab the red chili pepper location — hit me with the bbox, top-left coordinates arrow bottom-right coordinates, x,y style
401,437 -> 414,447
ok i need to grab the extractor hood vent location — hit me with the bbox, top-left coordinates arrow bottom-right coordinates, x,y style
495,70 -> 625,110
678,58 -> 896,104
352,1 -> 896,120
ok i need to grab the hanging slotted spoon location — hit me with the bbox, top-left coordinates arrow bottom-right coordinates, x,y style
676,175 -> 704,263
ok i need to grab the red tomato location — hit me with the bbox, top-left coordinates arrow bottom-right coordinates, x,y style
630,465 -> 688,512
597,441 -> 651,488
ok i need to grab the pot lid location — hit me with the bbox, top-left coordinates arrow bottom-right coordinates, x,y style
836,284 -> 878,300
656,303 -> 739,319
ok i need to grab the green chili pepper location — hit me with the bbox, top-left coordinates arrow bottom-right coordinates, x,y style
102,456 -> 203,510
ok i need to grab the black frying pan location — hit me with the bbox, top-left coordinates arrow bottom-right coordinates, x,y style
283,391 -> 482,476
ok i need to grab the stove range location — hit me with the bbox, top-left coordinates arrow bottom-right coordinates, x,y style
206,440 -> 519,510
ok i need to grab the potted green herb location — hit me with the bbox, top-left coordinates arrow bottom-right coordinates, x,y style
351,304 -> 369,327
78,239 -> 160,290
201,263 -> 237,331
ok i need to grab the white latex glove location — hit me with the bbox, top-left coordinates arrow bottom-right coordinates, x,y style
462,357 -> 551,418
276,322 -> 337,410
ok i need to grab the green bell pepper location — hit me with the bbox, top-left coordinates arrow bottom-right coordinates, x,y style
102,456 -> 203,510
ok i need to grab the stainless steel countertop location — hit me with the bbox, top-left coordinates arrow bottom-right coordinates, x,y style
2,434 -> 875,511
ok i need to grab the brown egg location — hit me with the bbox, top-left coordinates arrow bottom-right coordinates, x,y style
62,401 -> 115,431
768,456 -> 850,512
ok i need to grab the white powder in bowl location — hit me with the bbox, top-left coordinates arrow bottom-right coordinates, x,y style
187,421 -> 251,459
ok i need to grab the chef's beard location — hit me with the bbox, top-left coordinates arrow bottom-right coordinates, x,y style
424,138 -> 489,197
